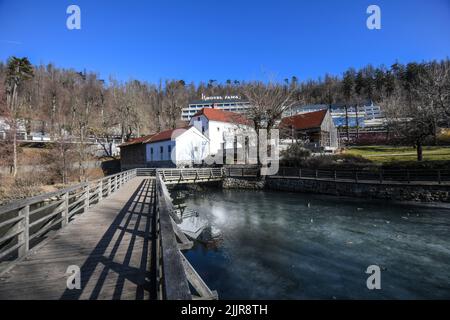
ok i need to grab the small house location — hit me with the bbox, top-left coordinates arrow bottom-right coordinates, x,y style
279,109 -> 339,152
119,126 -> 209,170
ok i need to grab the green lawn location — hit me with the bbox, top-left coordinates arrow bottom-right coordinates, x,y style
345,146 -> 450,163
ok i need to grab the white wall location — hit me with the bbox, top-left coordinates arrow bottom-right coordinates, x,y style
191,115 -> 209,136
174,128 -> 209,166
146,140 -> 175,162
145,127 -> 209,167
190,117 -> 253,155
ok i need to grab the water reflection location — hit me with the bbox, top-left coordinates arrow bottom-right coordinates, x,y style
176,188 -> 450,299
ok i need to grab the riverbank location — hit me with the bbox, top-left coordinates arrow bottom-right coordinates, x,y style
222,177 -> 450,205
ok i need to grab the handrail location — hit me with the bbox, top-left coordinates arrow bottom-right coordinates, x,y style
154,170 -> 217,300
158,168 -> 225,183
0,169 -> 138,270
154,173 -> 192,300
224,167 -> 450,185
1,167 -> 215,299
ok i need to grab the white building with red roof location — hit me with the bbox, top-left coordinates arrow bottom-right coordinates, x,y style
189,108 -> 253,156
119,126 -> 209,169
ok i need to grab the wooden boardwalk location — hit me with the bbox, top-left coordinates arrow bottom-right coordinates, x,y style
0,177 -> 156,300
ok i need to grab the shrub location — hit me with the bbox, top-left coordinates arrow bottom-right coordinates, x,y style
280,143 -> 312,167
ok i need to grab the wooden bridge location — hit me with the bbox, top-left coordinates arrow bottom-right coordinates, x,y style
0,168 -> 219,300
1,166 -> 447,300
159,168 -> 225,185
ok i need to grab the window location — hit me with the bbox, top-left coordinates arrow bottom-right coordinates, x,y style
160,146 -> 163,160
202,126 -> 205,134
168,145 -> 171,155
150,147 -> 153,161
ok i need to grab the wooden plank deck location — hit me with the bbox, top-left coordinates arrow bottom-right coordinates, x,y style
0,177 -> 157,300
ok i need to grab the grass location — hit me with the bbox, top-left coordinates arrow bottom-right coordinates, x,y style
344,146 -> 450,163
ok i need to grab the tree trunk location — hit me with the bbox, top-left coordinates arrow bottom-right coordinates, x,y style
355,105 -> 359,139
51,95 -> 56,140
11,83 -> 18,177
345,105 -> 349,143
12,122 -> 17,177
416,141 -> 423,162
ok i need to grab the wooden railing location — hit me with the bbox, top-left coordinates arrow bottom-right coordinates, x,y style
154,173 -> 192,300
136,168 -> 156,176
155,171 -> 217,300
0,169 -> 137,272
159,168 -> 225,183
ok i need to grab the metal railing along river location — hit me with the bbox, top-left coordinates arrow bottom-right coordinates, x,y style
222,167 -> 450,185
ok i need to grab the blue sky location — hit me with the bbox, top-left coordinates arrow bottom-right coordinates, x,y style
0,0 -> 449,84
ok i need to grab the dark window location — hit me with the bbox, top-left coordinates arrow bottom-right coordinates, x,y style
168,145 -> 172,154
160,146 -> 163,160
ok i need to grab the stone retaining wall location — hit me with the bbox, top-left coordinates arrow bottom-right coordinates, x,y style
223,177 -> 266,190
223,177 -> 450,203
266,177 -> 450,203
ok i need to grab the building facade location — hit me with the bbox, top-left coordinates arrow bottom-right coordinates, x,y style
284,103 -> 384,128
189,108 -> 253,156
182,95 -> 250,121
279,109 -> 339,152
119,126 -> 209,169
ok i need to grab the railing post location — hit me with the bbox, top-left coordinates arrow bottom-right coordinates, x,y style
99,180 -> 103,201
438,170 -> 441,185
299,168 -> 302,178
379,170 -> 383,184
18,205 -> 30,258
108,177 -> 111,196
84,183 -> 90,211
315,170 -> 318,179
62,192 -> 69,227
355,172 -> 358,183
334,170 -> 337,181
407,170 -> 410,184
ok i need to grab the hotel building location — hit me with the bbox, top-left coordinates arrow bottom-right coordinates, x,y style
181,94 -> 251,121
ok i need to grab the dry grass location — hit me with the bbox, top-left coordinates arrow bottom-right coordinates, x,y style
0,166 -> 106,206
344,146 -> 450,163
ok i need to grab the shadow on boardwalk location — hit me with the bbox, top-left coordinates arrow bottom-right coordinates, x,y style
59,179 -> 158,300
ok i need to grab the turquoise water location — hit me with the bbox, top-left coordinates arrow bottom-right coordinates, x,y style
180,189 -> 450,299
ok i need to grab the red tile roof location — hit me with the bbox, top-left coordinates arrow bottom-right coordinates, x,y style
149,126 -> 192,143
118,134 -> 154,147
279,109 -> 328,130
192,108 -> 251,126
119,126 -> 193,147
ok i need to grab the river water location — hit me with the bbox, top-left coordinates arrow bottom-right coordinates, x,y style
179,189 -> 450,299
